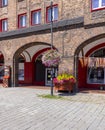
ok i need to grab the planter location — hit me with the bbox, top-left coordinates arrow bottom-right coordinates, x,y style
54,82 -> 73,93
53,71 -> 76,93
42,49 -> 61,67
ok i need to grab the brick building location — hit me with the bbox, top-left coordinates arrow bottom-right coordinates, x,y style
0,0 -> 105,90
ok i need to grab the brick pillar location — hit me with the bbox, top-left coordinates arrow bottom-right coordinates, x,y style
13,57 -> 19,87
59,57 -> 74,73
4,57 -> 13,87
4,56 -> 19,87
59,56 -> 78,93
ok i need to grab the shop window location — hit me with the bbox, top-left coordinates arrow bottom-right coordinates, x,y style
92,0 -> 105,10
18,13 -> 27,28
31,9 -> 41,25
46,4 -> 58,23
0,18 -> 8,32
87,48 -> 105,84
87,67 -> 104,84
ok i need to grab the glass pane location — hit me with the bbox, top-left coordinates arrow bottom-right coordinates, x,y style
2,20 -> 7,31
2,0 -> 8,6
102,0 -> 105,6
88,67 -> 104,84
20,15 -> 26,27
53,6 -> 58,21
32,11 -> 41,24
47,6 -> 58,22
0,66 -> 4,79
92,0 -> 99,9
38,11 -> 41,23
48,8 -> 51,22
91,48 -> 105,57
20,17 -> 22,27
22,15 -> 26,27
18,63 -> 24,81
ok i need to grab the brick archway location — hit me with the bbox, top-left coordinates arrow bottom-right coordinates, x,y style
12,42 -> 55,87
74,33 -> 105,91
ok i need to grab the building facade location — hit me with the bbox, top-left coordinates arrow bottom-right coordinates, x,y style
0,0 -> 105,90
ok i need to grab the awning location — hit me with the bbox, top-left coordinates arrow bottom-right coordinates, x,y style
79,57 -> 105,67
88,57 -> 105,67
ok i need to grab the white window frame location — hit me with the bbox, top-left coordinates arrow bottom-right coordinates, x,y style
92,0 -> 105,10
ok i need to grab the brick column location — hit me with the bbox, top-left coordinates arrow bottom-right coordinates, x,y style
4,57 -> 13,87
13,57 -> 19,87
4,56 -> 19,87
59,57 -> 74,73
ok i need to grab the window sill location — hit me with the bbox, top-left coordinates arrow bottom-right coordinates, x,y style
91,7 -> 105,12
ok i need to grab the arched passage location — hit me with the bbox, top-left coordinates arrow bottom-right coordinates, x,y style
13,42 -> 58,87
74,33 -> 105,90
32,48 -> 51,86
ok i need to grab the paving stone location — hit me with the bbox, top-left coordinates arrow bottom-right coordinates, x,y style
0,87 -> 105,130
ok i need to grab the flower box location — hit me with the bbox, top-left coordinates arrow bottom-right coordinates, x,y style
54,82 -> 73,93
53,71 -> 76,93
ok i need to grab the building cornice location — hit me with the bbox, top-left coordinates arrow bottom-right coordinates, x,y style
0,16 -> 105,41
0,17 -> 84,40
84,22 -> 105,29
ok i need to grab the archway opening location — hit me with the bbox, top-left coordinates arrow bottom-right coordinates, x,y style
13,42 -> 58,87
34,54 -> 45,85
77,43 -> 105,90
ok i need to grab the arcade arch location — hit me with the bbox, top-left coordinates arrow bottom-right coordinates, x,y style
74,34 -> 105,90
13,42 -> 58,87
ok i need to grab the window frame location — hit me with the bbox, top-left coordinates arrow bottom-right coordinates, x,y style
0,18 -> 8,32
91,0 -> 105,11
31,9 -> 41,26
18,13 -> 27,29
46,4 -> 58,23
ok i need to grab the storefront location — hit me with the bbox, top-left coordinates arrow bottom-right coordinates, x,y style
78,47 -> 105,90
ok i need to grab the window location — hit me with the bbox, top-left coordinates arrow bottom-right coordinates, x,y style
87,67 -> 104,84
31,9 -> 41,25
0,0 -> 8,7
87,48 -> 105,84
18,13 -> 27,28
92,0 -> 105,10
46,4 -> 58,23
0,18 -> 8,32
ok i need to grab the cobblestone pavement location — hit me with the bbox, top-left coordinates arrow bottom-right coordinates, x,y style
0,87 -> 105,130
